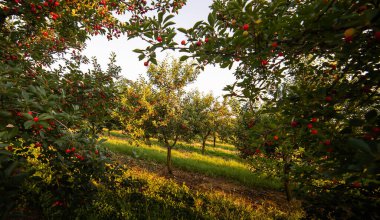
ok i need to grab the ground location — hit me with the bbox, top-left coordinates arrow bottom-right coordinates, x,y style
115,153 -> 301,213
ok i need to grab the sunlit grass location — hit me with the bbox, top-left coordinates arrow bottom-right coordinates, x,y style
103,134 -> 282,190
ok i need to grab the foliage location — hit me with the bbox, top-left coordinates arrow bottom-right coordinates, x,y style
0,0 -> 188,218
182,90 -> 215,153
135,0 -> 380,217
118,58 -> 199,174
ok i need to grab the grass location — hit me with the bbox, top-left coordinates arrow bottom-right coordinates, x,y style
103,131 -> 282,190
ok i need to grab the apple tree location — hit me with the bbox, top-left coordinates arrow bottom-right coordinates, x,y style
0,0 -> 189,217
134,0 -> 380,217
146,58 -> 199,174
114,77 -> 157,145
182,90 -> 215,154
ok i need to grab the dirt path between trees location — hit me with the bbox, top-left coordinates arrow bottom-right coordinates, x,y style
115,154 -> 301,213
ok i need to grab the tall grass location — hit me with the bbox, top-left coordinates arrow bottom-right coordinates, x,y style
103,134 -> 282,190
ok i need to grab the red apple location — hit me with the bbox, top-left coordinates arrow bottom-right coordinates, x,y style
243,24 -> 249,31
344,36 -> 353,43
181,40 -> 186,45
261,59 -> 268,66
352,181 -> 361,188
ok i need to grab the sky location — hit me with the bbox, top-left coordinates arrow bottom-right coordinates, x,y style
82,0 -> 236,98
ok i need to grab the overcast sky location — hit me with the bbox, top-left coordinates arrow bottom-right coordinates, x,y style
82,0 -> 236,98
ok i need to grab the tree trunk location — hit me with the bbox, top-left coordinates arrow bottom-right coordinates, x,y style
202,138 -> 207,154
166,141 -> 173,175
283,155 -> 292,201
213,131 -> 216,147
201,130 -> 211,154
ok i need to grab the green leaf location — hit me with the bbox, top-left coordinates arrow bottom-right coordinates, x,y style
24,120 -> 34,129
158,11 -> 164,24
208,13 -> 215,26
39,113 -> 54,121
163,21 -> 176,29
177,28 -> 187,34
23,113 -> 33,120
163,14 -> 175,23
180,56 -> 189,62
138,54 -> 145,61
133,49 -> 144,53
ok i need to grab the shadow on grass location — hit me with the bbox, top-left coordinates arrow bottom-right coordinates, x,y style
103,139 -> 281,190
107,131 -> 241,161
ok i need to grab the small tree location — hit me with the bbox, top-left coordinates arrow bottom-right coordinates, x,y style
146,58 -> 199,174
182,91 -> 215,154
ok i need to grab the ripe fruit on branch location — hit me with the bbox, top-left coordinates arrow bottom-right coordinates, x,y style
242,31 -> 249,37
311,117 -> 318,123
33,117 -> 39,122
311,129 -> 318,135
352,181 -> 361,188
344,28 -> 355,43
291,121 -> 298,127
273,135 -> 279,140
344,28 -> 356,38
323,140 -> 331,146
196,40 -> 202,46
261,59 -> 268,66
144,61 -> 149,66
157,36 -> 163,42
243,24 -> 249,31
181,40 -> 186,45
325,96 -> 332,102
307,123 -> 313,129
205,38 -> 209,43
50,12 -> 59,20
271,42 -> 278,47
